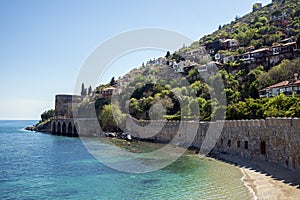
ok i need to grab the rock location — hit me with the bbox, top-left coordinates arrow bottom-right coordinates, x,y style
25,126 -> 35,131
126,134 -> 132,141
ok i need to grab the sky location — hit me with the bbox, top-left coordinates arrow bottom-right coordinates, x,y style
0,0 -> 272,120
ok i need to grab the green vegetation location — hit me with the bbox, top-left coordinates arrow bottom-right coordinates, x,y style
39,109 -> 55,124
99,104 -> 117,131
257,58 -> 300,89
73,0 -> 300,132
227,94 -> 300,119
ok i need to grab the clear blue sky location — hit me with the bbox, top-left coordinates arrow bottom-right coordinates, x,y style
0,0 -> 271,120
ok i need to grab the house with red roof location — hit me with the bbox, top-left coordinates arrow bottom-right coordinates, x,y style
259,76 -> 300,97
95,86 -> 116,100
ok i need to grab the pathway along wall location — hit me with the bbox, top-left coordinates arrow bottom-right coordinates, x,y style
127,117 -> 300,172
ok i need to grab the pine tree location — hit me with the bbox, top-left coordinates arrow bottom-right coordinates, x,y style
81,83 -> 87,96
165,51 -> 170,58
110,77 -> 115,86
88,85 -> 92,95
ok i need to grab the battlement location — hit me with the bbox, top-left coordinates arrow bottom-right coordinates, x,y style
126,116 -> 300,171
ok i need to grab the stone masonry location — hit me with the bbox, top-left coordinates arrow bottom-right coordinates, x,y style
127,117 -> 300,172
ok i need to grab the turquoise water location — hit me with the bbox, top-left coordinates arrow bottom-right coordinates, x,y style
0,120 -> 252,199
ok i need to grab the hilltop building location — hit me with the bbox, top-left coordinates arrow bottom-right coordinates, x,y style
99,86 -> 116,99
253,3 -> 262,12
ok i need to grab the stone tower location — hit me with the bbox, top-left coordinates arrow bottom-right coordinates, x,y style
55,94 -> 82,118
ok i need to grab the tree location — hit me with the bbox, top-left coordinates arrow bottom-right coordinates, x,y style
41,109 -> 55,122
262,94 -> 297,118
129,98 -> 143,119
258,16 -> 269,25
81,83 -> 87,96
165,51 -> 170,58
297,32 -> 300,44
111,102 -> 126,129
227,101 -> 248,120
99,104 -> 117,131
294,7 -> 300,18
110,77 -> 115,86
286,102 -> 300,117
88,85 -> 92,95
258,59 -> 300,89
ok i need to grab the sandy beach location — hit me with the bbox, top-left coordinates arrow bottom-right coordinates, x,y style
213,153 -> 300,200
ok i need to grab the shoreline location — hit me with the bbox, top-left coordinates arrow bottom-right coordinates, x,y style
29,130 -> 300,199
211,153 -> 300,200
240,168 -> 258,200
107,137 -> 300,199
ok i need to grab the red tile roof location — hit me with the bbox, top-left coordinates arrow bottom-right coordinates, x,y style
265,81 -> 289,89
263,80 -> 300,90
102,86 -> 115,92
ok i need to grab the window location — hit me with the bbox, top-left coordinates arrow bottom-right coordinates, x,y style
237,141 -> 241,148
261,141 -> 266,154
228,140 -> 231,147
244,141 -> 248,149
293,86 -> 298,91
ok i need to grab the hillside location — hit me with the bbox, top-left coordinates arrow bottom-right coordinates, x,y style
192,0 -> 300,51
74,0 -> 300,131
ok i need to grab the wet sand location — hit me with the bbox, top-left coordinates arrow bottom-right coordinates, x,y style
212,153 -> 300,200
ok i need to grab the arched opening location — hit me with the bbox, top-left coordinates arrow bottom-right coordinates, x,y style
74,124 -> 78,137
68,122 -> 73,136
62,122 -> 67,136
52,122 -> 56,134
57,122 -> 61,134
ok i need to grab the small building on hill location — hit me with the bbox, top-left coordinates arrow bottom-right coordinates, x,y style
253,3 -> 262,12
99,86 -> 116,99
270,12 -> 289,26
259,75 -> 300,97
224,39 -> 240,49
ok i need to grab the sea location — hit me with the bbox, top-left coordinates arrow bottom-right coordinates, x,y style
0,120 -> 252,200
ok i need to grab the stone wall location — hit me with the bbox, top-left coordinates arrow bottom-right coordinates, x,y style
50,118 -> 102,137
127,117 -> 300,171
55,94 -> 82,118
46,115 -> 300,171
216,118 -> 300,171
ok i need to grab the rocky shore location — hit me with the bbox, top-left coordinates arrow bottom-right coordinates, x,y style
25,120 -> 51,133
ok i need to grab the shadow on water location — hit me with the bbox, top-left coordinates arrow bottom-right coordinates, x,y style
210,152 -> 300,189
140,178 -> 160,185
162,154 -> 205,175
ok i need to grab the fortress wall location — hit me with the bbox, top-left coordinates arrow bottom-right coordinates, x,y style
48,115 -> 300,171
128,117 -> 300,171
75,118 -> 102,137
